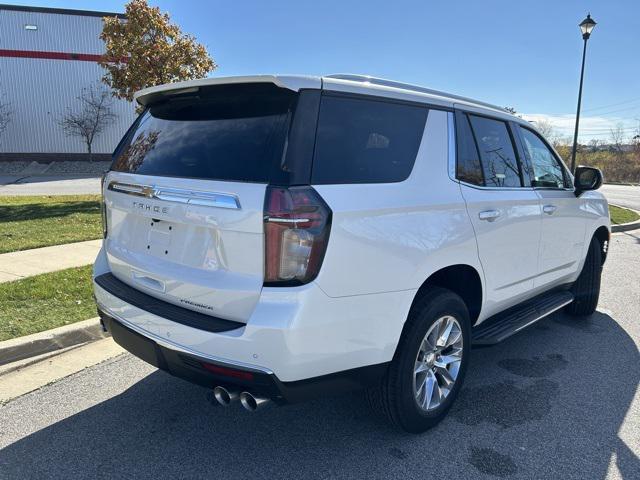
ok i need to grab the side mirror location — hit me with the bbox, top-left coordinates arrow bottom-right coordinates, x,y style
574,166 -> 603,196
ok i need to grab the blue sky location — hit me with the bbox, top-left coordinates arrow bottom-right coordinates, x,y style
10,0 -> 640,140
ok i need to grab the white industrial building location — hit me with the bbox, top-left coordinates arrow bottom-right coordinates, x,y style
0,4 -> 136,162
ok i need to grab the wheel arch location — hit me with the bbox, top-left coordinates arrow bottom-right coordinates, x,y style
410,264 -> 483,327
592,225 -> 610,265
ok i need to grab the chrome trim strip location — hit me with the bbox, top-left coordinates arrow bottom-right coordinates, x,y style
458,180 -> 536,192
109,182 -> 148,196
96,299 -> 274,375
265,217 -> 311,224
108,181 -> 241,209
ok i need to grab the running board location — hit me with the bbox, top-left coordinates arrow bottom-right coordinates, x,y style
472,291 -> 574,346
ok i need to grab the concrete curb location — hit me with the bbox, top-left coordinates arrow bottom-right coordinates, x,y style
610,204 -> 640,233
0,317 -> 109,366
612,221 -> 640,233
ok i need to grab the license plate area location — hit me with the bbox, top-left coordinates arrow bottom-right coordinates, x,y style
145,219 -> 176,257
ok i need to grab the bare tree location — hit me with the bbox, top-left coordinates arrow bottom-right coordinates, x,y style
59,84 -> 117,161
609,122 -> 625,155
533,119 -> 556,139
0,100 -> 12,141
632,119 -> 640,155
588,138 -> 603,152
530,118 -> 566,148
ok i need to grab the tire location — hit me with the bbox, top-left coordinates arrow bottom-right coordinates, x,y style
565,237 -> 602,316
366,287 -> 471,433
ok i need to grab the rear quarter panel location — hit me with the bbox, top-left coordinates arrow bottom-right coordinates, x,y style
313,109 -> 483,299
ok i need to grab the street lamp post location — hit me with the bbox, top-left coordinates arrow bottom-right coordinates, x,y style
570,13 -> 597,173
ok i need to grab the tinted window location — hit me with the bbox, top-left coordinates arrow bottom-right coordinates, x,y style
111,84 -> 296,182
519,127 -> 567,188
312,95 -> 428,184
468,115 -> 522,187
456,114 -> 484,185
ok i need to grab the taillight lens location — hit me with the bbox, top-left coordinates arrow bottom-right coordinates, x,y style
264,186 -> 332,285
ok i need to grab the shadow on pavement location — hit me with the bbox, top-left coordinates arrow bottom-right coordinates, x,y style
1,311 -> 638,479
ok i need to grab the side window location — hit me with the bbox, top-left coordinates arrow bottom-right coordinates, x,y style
519,127 -> 568,189
468,115 -> 522,188
456,114 -> 484,185
311,95 -> 428,184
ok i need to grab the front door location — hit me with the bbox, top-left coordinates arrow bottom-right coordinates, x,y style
515,126 -> 586,288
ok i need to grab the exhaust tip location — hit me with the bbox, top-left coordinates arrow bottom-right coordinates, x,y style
240,391 -> 270,412
213,386 -> 238,406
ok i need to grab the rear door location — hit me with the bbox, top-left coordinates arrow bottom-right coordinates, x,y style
515,125 -> 586,288
455,110 -> 542,316
103,83 -> 315,323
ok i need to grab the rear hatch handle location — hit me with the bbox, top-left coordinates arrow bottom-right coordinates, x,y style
132,270 -> 166,293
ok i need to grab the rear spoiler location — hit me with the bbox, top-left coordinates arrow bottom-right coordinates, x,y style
134,75 -> 321,107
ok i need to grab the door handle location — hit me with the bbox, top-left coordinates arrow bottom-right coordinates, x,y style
543,205 -> 557,215
478,209 -> 501,222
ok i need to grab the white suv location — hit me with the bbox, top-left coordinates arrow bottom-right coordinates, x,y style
94,74 -> 610,433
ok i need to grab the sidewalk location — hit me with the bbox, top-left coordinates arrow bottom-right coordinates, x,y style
0,175 -> 101,196
0,337 -> 124,403
0,239 -> 101,283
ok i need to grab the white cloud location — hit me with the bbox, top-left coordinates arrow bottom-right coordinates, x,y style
521,113 -> 636,142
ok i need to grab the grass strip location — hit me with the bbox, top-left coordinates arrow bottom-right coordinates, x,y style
609,205 -> 640,225
0,265 -> 95,341
0,195 -> 102,254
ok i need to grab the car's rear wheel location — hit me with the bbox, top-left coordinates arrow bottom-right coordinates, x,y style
565,237 -> 603,317
366,287 -> 470,433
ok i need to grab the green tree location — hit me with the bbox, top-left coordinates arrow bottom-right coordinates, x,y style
99,0 -> 216,103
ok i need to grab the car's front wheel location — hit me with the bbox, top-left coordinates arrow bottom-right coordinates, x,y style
565,236 -> 603,317
366,287 -> 471,433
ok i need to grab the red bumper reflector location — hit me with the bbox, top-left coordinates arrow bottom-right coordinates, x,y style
200,362 -> 254,381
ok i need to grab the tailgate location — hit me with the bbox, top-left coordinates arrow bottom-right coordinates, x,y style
104,172 -> 266,322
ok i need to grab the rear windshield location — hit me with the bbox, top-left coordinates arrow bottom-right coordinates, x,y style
111,84 -> 297,183
112,86 -> 429,186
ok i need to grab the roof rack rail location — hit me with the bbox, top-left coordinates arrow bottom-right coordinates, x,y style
325,74 -> 507,113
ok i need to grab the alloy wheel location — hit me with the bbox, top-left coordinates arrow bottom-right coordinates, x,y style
413,315 -> 464,411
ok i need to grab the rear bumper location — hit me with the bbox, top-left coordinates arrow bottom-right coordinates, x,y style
99,309 -> 388,403
93,245 -> 415,387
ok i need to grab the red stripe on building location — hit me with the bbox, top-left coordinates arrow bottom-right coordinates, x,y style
0,49 -> 103,62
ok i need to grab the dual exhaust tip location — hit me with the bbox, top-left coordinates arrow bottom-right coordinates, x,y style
213,386 -> 270,411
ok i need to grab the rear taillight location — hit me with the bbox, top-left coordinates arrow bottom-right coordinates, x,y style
100,172 -> 108,238
264,186 -> 332,286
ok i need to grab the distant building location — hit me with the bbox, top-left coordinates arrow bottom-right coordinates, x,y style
0,4 -> 136,162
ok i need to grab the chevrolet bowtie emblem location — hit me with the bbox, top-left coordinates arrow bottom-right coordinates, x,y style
141,185 -> 157,198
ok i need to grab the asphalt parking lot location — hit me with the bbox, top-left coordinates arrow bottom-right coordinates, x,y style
1,229 -> 638,479
600,184 -> 640,211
